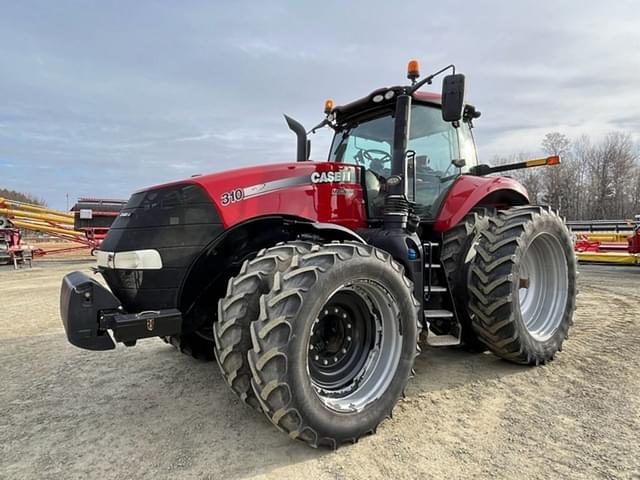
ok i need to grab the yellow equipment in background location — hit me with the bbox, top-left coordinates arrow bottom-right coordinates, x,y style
0,197 -> 84,241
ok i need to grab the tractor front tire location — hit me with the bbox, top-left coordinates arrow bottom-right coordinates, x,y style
468,206 -> 577,365
248,243 -> 420,448
214,242 -> 313,411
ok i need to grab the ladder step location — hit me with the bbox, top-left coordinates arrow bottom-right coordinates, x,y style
423,241 -> 439,248
424,285 -> 447,293
425,263 -> 441,269
426,334 -> 461,347
424,309 -> 454,319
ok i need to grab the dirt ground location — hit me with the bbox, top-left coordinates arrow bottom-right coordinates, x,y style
1,261 -> 639,480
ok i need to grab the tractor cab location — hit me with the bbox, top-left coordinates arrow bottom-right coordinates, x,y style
328,92 -> 479,219
290,60 -> 481,223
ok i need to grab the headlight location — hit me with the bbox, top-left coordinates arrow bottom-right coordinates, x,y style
97,249 -> 163,270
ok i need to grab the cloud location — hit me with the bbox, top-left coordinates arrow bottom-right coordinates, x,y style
1,1 -> 639,209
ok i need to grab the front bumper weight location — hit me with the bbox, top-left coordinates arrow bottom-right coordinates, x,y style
61,271 -> 121,350
60,271 -> 182,351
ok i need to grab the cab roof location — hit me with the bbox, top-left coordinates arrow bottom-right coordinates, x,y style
332,87 -> 441,124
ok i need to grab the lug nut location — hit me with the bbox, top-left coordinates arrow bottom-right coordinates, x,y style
342,313 -> 347,319
346,336 -> 352,342
323,359 -> 328,365
333,357 -> 338,363
347,323 -> 352,329
341,348 -> 347,354
314,355 -> 319,361
309,345 -> 314,350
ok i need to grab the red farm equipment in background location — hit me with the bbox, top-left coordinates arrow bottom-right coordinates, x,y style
569,216 -> 640,265
0,196 -> 126,266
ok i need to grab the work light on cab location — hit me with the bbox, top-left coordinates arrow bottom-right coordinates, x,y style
407,59 -> 420,83
324,99 -> 334,114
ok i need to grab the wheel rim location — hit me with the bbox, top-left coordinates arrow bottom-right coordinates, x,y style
518,232 -> 569,341
307,280 -> 402,413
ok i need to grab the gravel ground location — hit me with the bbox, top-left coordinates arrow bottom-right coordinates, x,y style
1,261 -> 639,479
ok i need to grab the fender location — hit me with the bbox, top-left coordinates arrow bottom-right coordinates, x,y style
298,221 -> 366,243
434,175 -> 529,232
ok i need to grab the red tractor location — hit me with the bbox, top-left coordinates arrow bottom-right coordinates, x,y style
60,61 -> 577,448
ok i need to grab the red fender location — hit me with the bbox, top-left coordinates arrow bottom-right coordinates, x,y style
434,175 -> 529,232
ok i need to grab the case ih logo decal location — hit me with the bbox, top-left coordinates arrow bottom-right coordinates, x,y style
310,169 -> 354,184
219,168 -> 357,207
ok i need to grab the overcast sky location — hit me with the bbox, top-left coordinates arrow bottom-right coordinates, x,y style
1,1 -> 639,209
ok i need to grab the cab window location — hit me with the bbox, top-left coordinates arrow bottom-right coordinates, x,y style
329,103 -> 477,219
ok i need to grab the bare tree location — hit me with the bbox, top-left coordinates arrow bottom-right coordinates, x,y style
489,131 -> 639,221
630,165 -> 640,215
571,135 -> 591,219
540,132 -> 572,214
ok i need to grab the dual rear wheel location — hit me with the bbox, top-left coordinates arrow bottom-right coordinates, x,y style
467,206 -> 577,364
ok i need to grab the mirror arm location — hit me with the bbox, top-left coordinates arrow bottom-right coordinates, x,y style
409,64 -> 455,93
308,118 -> 336,135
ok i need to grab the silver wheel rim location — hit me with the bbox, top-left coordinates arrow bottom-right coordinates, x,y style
518,232 -> 569,341
306,279 -> 402,413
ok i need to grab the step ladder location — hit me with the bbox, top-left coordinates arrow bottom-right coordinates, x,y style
422,241 -> 461,347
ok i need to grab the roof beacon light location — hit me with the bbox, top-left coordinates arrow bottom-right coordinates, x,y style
407,59 -> 420,83
324,99 -> 334,114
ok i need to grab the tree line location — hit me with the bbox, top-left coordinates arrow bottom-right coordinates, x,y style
0,188 -> 47,206
492,132 -> 640,221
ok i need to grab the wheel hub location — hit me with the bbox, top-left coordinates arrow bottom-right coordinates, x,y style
518,232 -> 569,341
310,305 -> 353,366
306,281 -> 403,413
308,296 -> 372,391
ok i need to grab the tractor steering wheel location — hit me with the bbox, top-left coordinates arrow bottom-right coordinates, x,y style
362,149 -> 392,180
363,149 -> 392,165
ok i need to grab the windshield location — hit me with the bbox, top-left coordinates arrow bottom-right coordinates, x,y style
329,103 -> 476,218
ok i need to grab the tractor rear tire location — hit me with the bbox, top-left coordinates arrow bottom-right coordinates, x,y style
248,243 -> 420,448
468,206 -> 577,365
214,241 -> 313,411
441,208 -> 493,351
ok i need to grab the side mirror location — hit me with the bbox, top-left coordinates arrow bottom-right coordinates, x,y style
441,74 -> 466,122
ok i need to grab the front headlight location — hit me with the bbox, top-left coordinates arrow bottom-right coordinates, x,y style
96,249 -> 163,270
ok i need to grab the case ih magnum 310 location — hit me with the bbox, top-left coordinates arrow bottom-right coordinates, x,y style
61,61 -> 577,448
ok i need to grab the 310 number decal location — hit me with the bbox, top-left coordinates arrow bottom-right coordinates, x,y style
221,188 -> 244,206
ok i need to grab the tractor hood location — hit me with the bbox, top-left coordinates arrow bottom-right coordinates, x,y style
151,161 -> 367,230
